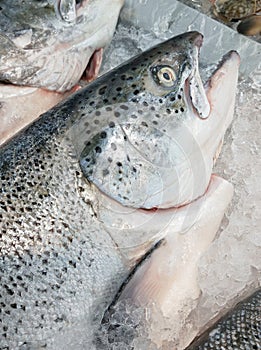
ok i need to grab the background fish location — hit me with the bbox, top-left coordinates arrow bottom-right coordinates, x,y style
0,0 -> 124,91
0,32 -> 239,348
0,0 -> 124,145
186,289 -> 261,349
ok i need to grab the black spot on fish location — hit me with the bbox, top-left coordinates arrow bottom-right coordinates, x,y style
95,111 -> 101,116
178,94 -> 182,99
133,90 -> 140,95
98,86 -> 107,95
106,106 -> 112,111
95,146 -> 102,153
100,132 -> 107,139
109,121 -> 115,128
114,112 -> 120,118
94,120 -> 99,125
175,110 -> 179,113
120,105 -> 128,110
103,169 -> 109,176
111,143 -> 117,151
141,121 -> 148,127
117,162 -> 122,167
180,107 -> 184,112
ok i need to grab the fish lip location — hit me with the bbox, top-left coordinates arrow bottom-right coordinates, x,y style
206,50 -> 241,87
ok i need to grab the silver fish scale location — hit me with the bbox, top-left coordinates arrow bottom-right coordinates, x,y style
0,132 -> 127,349
186,289 -> 261,350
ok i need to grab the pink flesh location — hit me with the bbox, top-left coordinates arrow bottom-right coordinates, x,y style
0,86 -> 71,146
84,48 -> 104,82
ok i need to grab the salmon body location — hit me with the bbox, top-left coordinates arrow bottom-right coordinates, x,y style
0,32 -> 240,348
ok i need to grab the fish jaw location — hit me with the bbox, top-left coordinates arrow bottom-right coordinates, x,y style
198,51 -> 240,172
111,176 -> 233,347
174,50 -> 241,206
92,173 -> 233,264
0,0 -> 124,91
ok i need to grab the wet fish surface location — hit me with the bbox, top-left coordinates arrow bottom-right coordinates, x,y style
186,289 -> 261,350
0,32 -> 239,348
0,0 -> 124,91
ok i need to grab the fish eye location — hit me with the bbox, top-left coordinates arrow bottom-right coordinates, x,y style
157,67 -> 176,86
151,66 -> 176,88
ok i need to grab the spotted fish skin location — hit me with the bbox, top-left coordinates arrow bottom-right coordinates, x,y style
0,32 -> 239,348
186,289 -> 261,350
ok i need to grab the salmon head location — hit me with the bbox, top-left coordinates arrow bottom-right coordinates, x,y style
77,31 -> 240,209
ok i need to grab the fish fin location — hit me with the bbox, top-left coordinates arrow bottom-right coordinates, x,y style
117,176 -> 234,312
119,259 -> 166,305
84,48 -> 104,82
